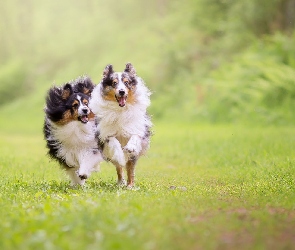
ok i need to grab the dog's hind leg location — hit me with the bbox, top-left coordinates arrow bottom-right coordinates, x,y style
126,159 -> 137,189
115,164 -> 126,186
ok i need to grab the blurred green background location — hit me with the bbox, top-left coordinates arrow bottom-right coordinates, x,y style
0,0 -> 295,132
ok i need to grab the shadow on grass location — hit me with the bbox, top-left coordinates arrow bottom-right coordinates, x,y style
5,178 -> 149,194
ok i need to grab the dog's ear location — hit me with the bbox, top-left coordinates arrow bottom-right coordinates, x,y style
124,62 -> 136,75
62,83 -> 73,100
83,77 -> 95,95
81,84 -> 93,96
76,83 -> 92,96
103,64 -> 114,79
74,77 -> 94,96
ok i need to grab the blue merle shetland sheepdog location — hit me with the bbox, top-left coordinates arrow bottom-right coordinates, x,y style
43,76 -> 103,186
89,63 -> 152,188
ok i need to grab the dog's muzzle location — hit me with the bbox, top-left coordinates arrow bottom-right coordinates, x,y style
116,90 -> 127,107
78,108 -> 90,123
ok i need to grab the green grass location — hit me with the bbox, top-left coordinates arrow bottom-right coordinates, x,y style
0,123 -> 295,250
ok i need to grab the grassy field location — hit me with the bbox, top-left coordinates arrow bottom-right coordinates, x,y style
1,1 -> 295,249
0,122 -> 294,250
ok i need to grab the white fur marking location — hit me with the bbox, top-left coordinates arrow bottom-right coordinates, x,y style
124,135 -> 142,156
77,95 -> 89,116
107,137 -> 126,166
48,119 -> 103,184
116,73 -> 126,93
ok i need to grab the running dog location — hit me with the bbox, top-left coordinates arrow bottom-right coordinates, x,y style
43,76 -> 103,186
89,63 -> 152,188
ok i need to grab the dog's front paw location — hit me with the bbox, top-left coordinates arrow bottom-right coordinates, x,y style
76,170 -> 89,181
79,174 -> 88,180
123,142 -> 141,159
123,147 -> 136,160
111,148 -> 126,166
112,150 -> 126,166
107,137 -> 126,166
123,135 -> 142,160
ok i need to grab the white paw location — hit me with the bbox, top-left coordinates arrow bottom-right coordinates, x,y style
117,178 -> 127,187
123,141 -> 141,159
70,179 -> 85,186
112,150 -> 126,166
123,135 -> 142,159
76,170 -> 89,181
107,137 -> 126,166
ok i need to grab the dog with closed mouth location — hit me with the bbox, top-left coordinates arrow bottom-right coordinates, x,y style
89,63 -> 152,188
43,76 -> 104,186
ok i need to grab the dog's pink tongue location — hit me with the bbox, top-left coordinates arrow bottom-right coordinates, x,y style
118,97 -> 126,107
81,115 -> 89,123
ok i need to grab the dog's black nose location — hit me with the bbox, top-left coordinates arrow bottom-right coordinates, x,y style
119,90 -> 125,96
82,108 -> 88,114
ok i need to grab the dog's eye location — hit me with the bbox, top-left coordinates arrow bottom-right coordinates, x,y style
72,103 -> 79,108
124,81 -> 129,85
112,81 -> 118,86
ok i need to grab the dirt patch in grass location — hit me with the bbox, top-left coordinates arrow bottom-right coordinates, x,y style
188,207 -> 295,249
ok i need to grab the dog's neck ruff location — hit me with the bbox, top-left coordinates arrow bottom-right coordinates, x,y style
45,119 -> 99,168
48,119 -> 97,148
90,77 -> 152,141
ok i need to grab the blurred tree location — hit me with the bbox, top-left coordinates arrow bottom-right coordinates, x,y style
275,0 -> 295,31
190,0 -> 295,40
0,0 -> 294,122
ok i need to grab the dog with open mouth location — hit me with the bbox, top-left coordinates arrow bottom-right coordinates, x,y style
89,63 -> 152,188
43,76 -> 104,186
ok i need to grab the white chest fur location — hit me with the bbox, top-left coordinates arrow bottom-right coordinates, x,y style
49,120 -> 98,167
90,78 -> 152,142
